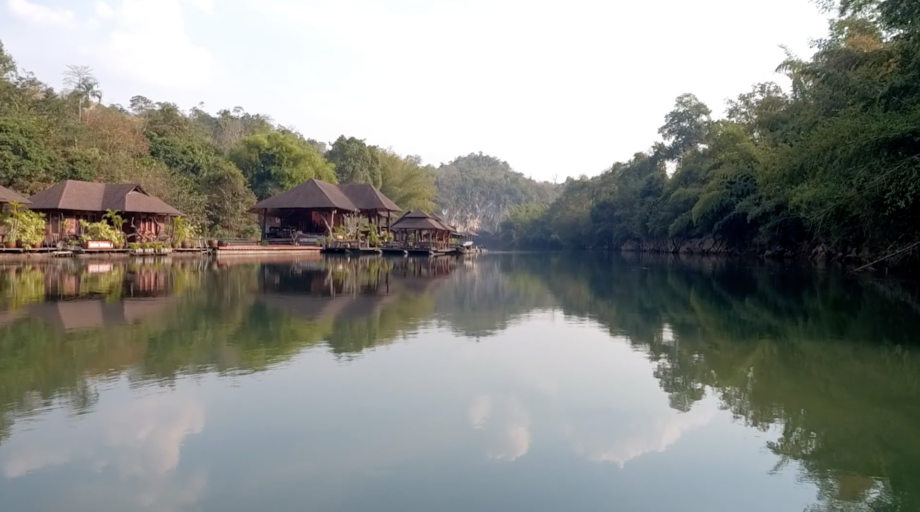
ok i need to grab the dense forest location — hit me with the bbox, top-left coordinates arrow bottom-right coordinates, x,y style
502,0 -> 920,264
0,43 -> 554,238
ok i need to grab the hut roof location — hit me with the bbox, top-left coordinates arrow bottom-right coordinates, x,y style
0,185 -> 31,204
251,179 -> 358,212
391,210 -> 453,231
31,297 -> 176,332
27,180 -> 182,215
340,183 -> 401,211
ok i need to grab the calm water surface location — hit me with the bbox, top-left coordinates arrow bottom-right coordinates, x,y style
1,254 -> 919,512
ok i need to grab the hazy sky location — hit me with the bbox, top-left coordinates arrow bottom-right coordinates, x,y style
1,0 -> 829,181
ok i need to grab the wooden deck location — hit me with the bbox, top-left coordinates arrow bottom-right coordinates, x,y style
321,246 -> 382,255
214,245 -> 322,257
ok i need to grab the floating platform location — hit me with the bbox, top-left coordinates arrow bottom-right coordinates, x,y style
321,247 -> 382,255
213,245 -> 322,258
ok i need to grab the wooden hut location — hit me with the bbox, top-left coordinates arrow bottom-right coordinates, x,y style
389,210 -> 456,254
251,179 -> 401,245
27,180 -> 182,245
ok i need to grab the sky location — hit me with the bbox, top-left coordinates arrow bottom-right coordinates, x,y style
1,0 -> 830,181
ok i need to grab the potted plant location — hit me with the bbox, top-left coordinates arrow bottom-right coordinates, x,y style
102,210 -> 127,248
172,216 -> 195,249
2,202 -> 23,248
79,219 -> 124,249
5,204 -> 46,250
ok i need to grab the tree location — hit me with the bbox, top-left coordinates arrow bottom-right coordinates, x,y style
63,65 -> 101,121
658,93 -> 712,159
230,131 -> 336,199
326,135 -> 381,187
375,148 -> 437,212
0,41 -> 15,80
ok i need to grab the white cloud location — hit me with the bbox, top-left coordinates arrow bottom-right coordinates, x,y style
101,392 -> 205,476
96,1 -> 114,17
187,0 -> 212,13
97,0 -> 214,88
470,395 -> 531,462
7,0 -> 75,26
567,403 -> 717,468
251,0 -> 828,180
3,391 -> 205,479
468,395 -> 492,429
1,387 -> 207,511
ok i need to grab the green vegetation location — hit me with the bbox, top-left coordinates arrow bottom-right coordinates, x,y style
1,202 -> 45,247
501,0 -> 920,263
230,129 -> 336,200
79,219 -> 125,247
171,216 -> 195,246
0,43 -> 448,238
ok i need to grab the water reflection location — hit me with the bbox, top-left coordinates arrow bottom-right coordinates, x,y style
0,254 -> 918,511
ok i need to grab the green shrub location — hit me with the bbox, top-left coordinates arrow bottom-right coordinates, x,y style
80,220 -> 125,247
2,203 -> 46,247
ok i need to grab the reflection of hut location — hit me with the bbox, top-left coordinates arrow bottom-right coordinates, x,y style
30,297 -> 176,332
257,293 -> 398,324
389,211 -> 458,253
256,257 -> 453,321
27,180 -> 182,245
251,179 -> 401,244
41,264 -> 174,299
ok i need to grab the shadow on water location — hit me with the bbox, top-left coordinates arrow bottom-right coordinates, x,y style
1,253 -> 919,511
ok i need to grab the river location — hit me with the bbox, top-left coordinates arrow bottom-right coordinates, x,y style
0,254 -> 918,512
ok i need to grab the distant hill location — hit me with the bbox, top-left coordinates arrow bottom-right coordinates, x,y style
434,153 -> 559,233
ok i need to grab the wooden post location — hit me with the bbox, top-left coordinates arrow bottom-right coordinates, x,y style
260,212 -> 267,241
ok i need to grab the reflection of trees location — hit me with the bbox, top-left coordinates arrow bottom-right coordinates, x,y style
2,255 -> 920,510
433,254 -> 556,338
506,253 -> 920,512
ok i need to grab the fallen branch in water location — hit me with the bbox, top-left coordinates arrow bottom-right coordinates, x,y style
851,239 -> 920,273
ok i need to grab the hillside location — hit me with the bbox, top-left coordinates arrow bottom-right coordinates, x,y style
434,153 -> 559,234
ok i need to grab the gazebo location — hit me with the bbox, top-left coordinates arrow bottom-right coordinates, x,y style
390,210 -> 456,252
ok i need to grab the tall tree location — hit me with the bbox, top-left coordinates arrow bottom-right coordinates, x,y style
326,135 -> 381,187
658,93 -> 712,159
230,131 -> 336,199
375,148 -> 437,212
62,65 -> 101,121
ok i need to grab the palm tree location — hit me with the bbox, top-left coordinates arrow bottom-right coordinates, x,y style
63,65 -> 102,120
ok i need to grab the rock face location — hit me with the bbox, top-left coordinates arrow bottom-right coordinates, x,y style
434,153 -> 559,233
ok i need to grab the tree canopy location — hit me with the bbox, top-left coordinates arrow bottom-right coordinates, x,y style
499,2 -> 920,263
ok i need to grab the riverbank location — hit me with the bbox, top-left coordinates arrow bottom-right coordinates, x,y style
616,237 -> 917,271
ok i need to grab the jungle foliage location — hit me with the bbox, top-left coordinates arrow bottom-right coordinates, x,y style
501,0 -> 920,259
